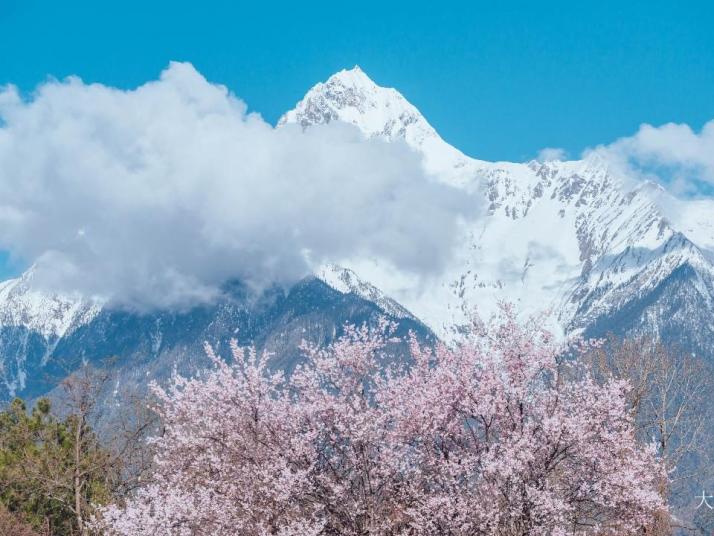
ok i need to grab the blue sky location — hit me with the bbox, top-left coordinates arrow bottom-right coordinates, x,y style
2,0 -> 713,163
0,0 -> 713,282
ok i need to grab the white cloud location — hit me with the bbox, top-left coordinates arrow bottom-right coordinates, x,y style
536,147 -> 567,162
0,62 -> 473,309
591,120 -> 714,196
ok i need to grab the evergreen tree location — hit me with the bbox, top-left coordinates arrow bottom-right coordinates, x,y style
0,396 -> 114,535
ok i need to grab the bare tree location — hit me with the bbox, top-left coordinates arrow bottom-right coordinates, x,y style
54,362 -> 158,534
0,360 -> 158,535
582,336 -> 714,533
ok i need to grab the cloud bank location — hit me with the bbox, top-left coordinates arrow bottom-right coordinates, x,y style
592,120 -> 714,196
535,147 -> 568,163
0,62 -> 472,309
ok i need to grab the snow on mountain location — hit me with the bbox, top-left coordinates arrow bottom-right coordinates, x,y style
660,196 -> 714,253
1,65 -> 713,398
281,67 -> 714,346
0,267 -> 102,395
316,264 -> 416,320
278,66 -> 479,185
0,267 -> 100,339
0,275 -> 433,401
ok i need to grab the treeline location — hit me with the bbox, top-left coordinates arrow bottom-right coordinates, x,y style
1,310 -> 713,535
0,367 -> 154,535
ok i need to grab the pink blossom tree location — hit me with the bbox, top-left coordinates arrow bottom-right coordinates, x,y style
98,309 -> 666,535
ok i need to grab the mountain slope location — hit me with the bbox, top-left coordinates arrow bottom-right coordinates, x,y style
278,65 -> 478,185
1,66 -> 714,400
0,274 -> 432,401
281,67 -> 714,356
0,268 -> 101,396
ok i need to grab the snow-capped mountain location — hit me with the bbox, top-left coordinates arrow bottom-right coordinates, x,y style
316,264 -> 416,320
281,66 -> 714,350
0,273 -> 432,399
278,65 -> 477,185
1,65 -> 713,399
0,267 -> 101,395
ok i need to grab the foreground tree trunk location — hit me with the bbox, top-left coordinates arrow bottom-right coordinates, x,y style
74,410 -> 86,536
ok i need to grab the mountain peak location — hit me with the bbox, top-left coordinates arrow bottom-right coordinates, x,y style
278,67 -> 476,178
325,65 -> 373,87
278,65 -> 419,135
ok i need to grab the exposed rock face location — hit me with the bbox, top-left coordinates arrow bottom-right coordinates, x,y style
1,274 -> 432,401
